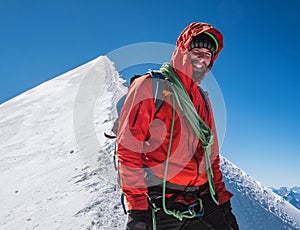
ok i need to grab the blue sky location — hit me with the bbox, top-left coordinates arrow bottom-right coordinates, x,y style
1,0 -> 299,188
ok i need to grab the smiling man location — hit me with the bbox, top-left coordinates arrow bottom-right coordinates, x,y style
117,22 -> 239,230
189,32 -> 218,83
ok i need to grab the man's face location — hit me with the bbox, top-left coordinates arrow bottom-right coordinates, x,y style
189,47 -> 212,83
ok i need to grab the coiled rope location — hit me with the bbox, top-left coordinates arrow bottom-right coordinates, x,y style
159,63 -> 219,218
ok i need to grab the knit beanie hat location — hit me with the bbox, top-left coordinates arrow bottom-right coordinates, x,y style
189,32 -> 219,57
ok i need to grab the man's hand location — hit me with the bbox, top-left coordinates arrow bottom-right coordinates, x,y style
126,210 -> 151,230
221,200 -> 239,230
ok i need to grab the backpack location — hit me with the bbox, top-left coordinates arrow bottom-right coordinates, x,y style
104,70 -> 168,139
104,70 -> 169,214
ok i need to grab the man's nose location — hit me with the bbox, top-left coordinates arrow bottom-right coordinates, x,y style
195,54 -> 206,63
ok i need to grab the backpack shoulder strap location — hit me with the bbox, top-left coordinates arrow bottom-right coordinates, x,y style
148,70 -> 167,114
198,86 -> 210,116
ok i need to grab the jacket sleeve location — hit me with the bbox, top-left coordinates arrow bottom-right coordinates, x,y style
116,75 -> 156,210
207,98 -> 233,205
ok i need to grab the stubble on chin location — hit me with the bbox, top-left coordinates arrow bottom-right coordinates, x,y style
192,65 -> 208,84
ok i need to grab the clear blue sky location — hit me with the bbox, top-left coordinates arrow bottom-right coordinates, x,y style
1,0 -> 299,188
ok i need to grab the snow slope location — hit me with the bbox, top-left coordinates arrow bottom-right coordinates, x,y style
1,56 -> 300,229
0,56 -> 127,230
221,159 -> 300,229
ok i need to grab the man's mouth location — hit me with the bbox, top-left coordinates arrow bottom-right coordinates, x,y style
191,60 -> 207,71
193,62 -> 205,69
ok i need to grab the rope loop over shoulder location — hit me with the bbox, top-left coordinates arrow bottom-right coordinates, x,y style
159,63 -> 218,205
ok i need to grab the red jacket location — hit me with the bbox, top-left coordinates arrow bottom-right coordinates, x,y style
117,22 -> 232,211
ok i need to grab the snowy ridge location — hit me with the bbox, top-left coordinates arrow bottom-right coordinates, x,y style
1,55 -> 300,229
75,56 -> 128,229
0,56 -> 127,229
221,158 -> 300,229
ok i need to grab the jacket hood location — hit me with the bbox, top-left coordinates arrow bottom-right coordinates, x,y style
171,22 -> 223,85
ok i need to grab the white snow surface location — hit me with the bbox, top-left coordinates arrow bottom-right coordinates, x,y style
0,56 -> 300,229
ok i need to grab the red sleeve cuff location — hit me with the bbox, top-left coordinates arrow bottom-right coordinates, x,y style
217,190 -> 233,205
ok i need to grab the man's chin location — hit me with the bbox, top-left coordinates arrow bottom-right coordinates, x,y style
192,70 -> 207,83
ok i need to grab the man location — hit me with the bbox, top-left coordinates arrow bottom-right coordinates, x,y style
117,22 -> 239,230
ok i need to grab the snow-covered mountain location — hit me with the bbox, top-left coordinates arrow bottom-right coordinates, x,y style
1,56 -> 300,229
272,187 -> 300,211
221,160 -> 300,229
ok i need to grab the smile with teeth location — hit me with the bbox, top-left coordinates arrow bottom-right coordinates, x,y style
194,63 -> 204,69
192,60 -> 207,70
